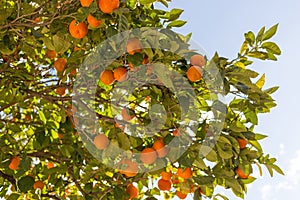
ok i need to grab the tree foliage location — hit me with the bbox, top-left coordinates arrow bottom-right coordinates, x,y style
0,0 -> 283,199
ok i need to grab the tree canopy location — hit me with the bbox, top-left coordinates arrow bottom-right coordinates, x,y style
0,0 -> 283,199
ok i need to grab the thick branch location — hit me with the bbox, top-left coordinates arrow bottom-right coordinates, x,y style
0,170 -> 16,187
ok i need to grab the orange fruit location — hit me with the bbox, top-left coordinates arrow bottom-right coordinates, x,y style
47,162 -> 55,169
172,128 -> 180,137
237,138 -> 248,149
126,183 -> 139,199
152,139 -> 168,158
121,108 -> 135,121
54,58 -> 67,72
236,167 -> 249,179
93,134 -> 109,150
140,148 -> 157,164
142,55 -> 148,64
100,69 -> 115,85
176,191 -> 187,199
119,159 -> 139,178
34,17 -> 41,23
177,168 -> 192,179
69,20 -> 88,39
70,68 -> 77,77
161,171 -> 172,181
114,67 -> 128,82
55,87 -> 66,96
99,0 -> 119,14
46,49 -> 57,59
187,65 -> 202,82
80,0 -> 93,7
24,115 -> 31,121
8,157 -> 21,170
126,38 -> 142,55
190,54 -> 205,67
87,14 -> 102,28
33,180 -> 44,190
74,46 -> 81,52
158,178 -> 172,191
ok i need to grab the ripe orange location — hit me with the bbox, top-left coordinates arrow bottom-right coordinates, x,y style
54,58 -> 67,72
187,65 -> 202,82
161,171 -> 172,181
46,49 -> 57,59
24,115 -> 31,121
172,128 -> 180,137
70,68 -> 77,77
190,54 -> 205,67
80,0 -> 93,7
99,0 -> 120,14
93,134 -> 109,150
119,159 -> 139,178
87,14 -> 102,28
55,87 -> 66,96
237,138 -> 248,149
114,67 -> 128,82
8,157 -> 21,170
142,55 -> 148,64
121,108 -> 135,121
140,148 -> 157,164
34,17 -> 41,23
33,180 -> 44,190
126,183 -> 139,199
47,162 -> 55,169
176,191 -> 187,199
100,69 -> 115,85
69,20 -> 88,39
152,139 -> 168,158
177,168 -> 192,179
158,178 -> 172,191
236,167 -> 249,179
126,38 -> 142,55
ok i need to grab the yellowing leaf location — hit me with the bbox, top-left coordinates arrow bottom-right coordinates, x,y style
256,74 -> 265,89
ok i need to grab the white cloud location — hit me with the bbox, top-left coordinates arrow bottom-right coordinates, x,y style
261,185 -> 272,200
279,143 -> 285,155
260,149 -> 300,199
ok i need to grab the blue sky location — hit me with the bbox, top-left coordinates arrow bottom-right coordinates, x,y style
158,0 -> 300,199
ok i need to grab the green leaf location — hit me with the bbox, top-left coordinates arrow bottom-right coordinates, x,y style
38,111 -> 46,124
265,164 -> 274,177
249,140 -> 262,152
263,86 -> 279,94
205,148 -> 218,162
140,0 -> 156,5
254,133 -> 268,140
241,176 -> 256,184
256,26 -> 265,43
168,8 -> 184,21
7,193 -> 20,200
117,132 -> 131,150
247,51 -> 268,60
262,24 -> 279,41
53,34 -> 71,54
216,143 -> 233,159
255,74 -> 265,89
167,20 -> 187,28
193,158 -> 207,169
194,176 -> 215,185
271,164 -> 285,175
240,41 -> 249,55
17,176 -> 34,193
114,186 -> 127,199
244,31 -> 255,46
261,42 -> 281,55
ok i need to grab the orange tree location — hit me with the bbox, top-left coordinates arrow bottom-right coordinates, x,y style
0,0 -> 284,199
